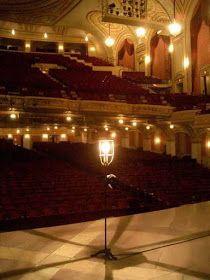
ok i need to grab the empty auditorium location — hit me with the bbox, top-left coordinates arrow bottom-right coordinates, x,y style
0,0 -> 210,279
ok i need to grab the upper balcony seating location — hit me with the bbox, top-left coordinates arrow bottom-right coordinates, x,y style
0,51 -> 210,109
71,54 -> 113,66
122,71 -> 164,84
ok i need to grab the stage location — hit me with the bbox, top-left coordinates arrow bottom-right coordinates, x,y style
0,201 -> 209,280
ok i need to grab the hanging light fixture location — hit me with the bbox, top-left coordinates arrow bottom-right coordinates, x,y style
168,0 -> 182,36
136,27 -> 146,38
105,24 -> 115,47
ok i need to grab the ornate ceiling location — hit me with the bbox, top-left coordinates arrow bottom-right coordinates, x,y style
0,0 -> 81,25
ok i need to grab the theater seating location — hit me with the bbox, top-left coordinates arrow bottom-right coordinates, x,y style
1,140 -> 210,231
0,50 -> 210,110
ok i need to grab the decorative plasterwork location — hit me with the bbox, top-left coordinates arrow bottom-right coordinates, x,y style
0,95 -> 173,118
87,11 -> 137,47
0,0 -> 81,26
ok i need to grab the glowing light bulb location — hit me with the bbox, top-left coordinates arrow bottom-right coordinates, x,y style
66,116 -> 72,122
10,113 -> 17,119
105,36 -> 115,47
154,137 -> 161,144
170,124 -> 174,129
101,142 -> 110,154
168,20 -> 182,36
118,119 -> 124,124
145,55 -> 151,64
168,43 -> 174,53
136,27 -> 146,37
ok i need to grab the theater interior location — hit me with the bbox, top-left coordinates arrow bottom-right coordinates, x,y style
0,0 -> 210,279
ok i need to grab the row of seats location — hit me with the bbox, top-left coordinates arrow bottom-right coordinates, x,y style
33,142 -> 210,207
122,71 -> 164,84
0,50 -> 210,110
71,54 -> 113,66
1,140 -> 210,230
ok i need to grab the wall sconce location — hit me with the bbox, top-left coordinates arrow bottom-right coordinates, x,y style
183,57 -> 190,69
145,55 -> 151,65
154,137 -> 161,144
168,43 -> 174,53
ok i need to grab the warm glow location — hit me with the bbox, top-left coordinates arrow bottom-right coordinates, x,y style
42,134 -> 48,139
58,44 -> 64,51
118,119 -> 124,124
47,127 -> 50,131
111,132 -> 116,138
125,127 -> 129,131
10,113 -> 17,120
24,134 -> 30,139
101,142 -> 110,154
136,27 -> 146,37
207,141 -> 210,148
168,20 -> 182,36
44,32 -> 48,39
154,137 -> 161,144
105,36 -> 115,47
157,30 -> 162,35
54,125 -> 58,130
183,57 -> 190,69
71,129 -> 75,133
25,43 -> 30,49
99,139 -> 114,166
105,127 -> 109,131
11,29 -> 15,36
146,125 -> 151,130
72,126 -> 75,130
168,43 -> 174,53
61,134 -> 67,139
16,129 -> 20,134
132,121 -> 137,127
145,55 -> 151,65
84,128 -> 87,132
85,35 -> 88,42
89,46 -> 96,52
170,124 -> 174,129
8,134 -> 13,139
66,116 -> 72,122
26,128 -> 30,132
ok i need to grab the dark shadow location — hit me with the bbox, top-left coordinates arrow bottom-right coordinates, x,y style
103,232 -> 210,280
103,252 -> 210,280
0,256 -> 91,279
148,259 -> 210,280
108,215 -> 133,248
26,229 -> 97,249
117,230 -> 210,252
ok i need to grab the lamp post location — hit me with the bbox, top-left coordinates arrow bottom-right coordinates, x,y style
91,139 -> 117,260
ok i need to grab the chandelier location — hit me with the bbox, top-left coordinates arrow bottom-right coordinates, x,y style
168,0 -> 182,36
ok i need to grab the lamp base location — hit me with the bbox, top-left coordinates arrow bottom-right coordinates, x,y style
91,248 -> 117,260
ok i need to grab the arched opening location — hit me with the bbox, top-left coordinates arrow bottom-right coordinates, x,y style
150,34 -> 171,80
117,39 -> 135,69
